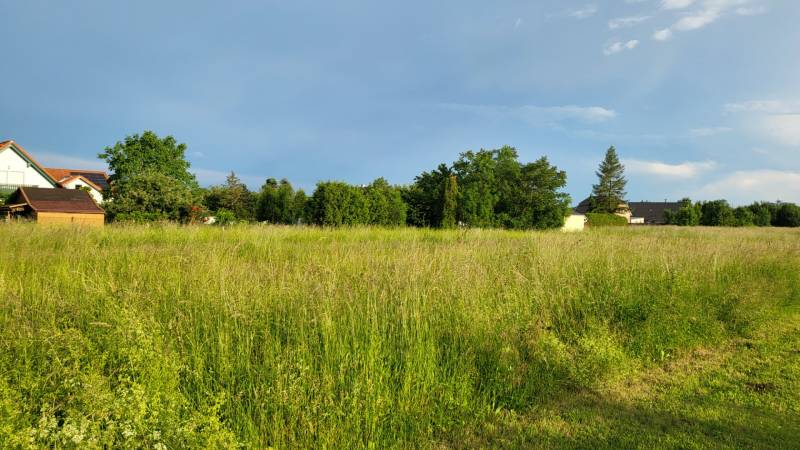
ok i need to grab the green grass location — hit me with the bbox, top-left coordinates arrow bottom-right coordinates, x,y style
1,224 -> 799,448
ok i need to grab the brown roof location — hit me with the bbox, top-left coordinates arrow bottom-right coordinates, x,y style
10,187 -> 104,214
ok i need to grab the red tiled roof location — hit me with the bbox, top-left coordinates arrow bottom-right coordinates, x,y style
45,168 -> 109,190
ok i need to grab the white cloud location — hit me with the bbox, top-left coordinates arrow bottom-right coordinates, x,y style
439,103 -> 616,125
673,9 -> 721,30
724,100 -> 800,147
698,170 -> 800,203
724,100 -> 800,114
653,28 -> 673,40
655,0 -> 765,39
604,40 -> 640,55
661,0 -> 696,10
690,127 -> 733,137
761,114 -> 800,147
626,159 -> 717,179
609,15 -> 652,29
569,5 -> 598,19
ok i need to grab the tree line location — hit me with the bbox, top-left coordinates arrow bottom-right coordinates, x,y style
665,199 -> 800,227
97,131 -> 799,229
99,131 -> 571,229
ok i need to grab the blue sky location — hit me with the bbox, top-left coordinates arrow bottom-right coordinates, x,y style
1,0 -> 798,204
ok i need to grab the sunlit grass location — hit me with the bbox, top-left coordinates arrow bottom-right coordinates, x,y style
1,224 -> 798,448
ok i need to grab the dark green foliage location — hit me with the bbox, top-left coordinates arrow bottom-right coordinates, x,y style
774,203 -> 800,227
586,212 -> 628,227
748,202 -> 775,227
403,164 -> 452,227
441,175 -> 458,229
408,147 -> 570,230
498,156 -> 571,229
306,180 -> 407,227
99,131 -> 201,221
256,178 -> 306,224
453,150 -> 498,227
203,172 -> 256,221
104,171 -> 201,222
699,200 -> 737,226
591,146 -> 627,213
665,198 -> 701,226
733,206 -> 755,227
306,181 -> 370,226
364,178 -> 407,226
99,131 -> 198,190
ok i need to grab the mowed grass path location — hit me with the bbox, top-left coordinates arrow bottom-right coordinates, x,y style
1,225 -> 798,448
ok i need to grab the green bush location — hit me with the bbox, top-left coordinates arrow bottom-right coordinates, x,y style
586,212 -> 628,227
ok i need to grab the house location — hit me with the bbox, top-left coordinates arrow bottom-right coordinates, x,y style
0,140 -> 59,190
573,197 -> 681,225
628,202 -> 682,225
1,187 -> 104,226
1,139 -> 109,206
45,168 -> 108,204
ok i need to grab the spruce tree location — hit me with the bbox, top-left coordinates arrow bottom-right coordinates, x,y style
591,146 -> 627,213
441,175 -> 458,228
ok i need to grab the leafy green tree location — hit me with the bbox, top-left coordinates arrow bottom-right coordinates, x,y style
665,198 -> 700,226
747,202 -> 774,227
733,207 -> 755,227
505,157 -> 571,229
104,171 -> 201,222
403,164 -> 451,227
453,150 -> 497,227
256,178 -> 280,222
365,178 -> 406,226
99,131 -> 198,192
408,146 -> 571,230
256,178 -> 306,224
699,200 -> 736,226
441,175 -> 458,229
774,203 -> 800,227
307,181 -> 370,226
591,146 -> 627,213
220,172 -> 256,220
293,189 -> 308,224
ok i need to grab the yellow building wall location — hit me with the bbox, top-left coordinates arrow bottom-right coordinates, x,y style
561,214 -> 586,232
35,212 -> 105,226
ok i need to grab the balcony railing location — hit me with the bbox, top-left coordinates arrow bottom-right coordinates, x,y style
0,183 -> 35,193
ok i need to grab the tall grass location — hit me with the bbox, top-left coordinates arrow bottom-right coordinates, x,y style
1,224 -> 798,447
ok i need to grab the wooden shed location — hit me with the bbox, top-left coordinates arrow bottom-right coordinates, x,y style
1,187 -> 104,226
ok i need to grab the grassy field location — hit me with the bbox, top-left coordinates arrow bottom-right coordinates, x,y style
1,224 -> 799,448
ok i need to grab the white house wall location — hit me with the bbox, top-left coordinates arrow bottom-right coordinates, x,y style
0,146 -> 55,188
61,178 -> 104,204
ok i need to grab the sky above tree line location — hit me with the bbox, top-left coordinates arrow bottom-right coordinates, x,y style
1,0 -> 798,205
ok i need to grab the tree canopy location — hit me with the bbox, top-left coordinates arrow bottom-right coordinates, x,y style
99,131 -> 197,189
406,146 -> 571,230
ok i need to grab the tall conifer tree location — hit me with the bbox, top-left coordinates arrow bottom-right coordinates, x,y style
591,146 -> 627,213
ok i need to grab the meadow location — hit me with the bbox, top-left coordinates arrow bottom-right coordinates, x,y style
1,224 -> 799,448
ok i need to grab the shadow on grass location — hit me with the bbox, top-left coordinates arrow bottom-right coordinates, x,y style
453,391 -> 800,449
